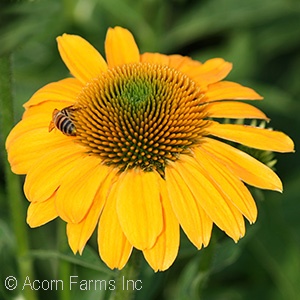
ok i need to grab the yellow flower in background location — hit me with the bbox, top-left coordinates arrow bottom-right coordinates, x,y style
6,27 -> 294,271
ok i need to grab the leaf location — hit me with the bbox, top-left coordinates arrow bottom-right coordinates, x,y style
29,245 -> 114,276
210,238 -> 243,273
163,0 -> 295,52
0,1 -> 60,55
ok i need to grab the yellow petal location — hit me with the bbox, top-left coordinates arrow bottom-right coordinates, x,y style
168,54 -> 202,71
11,99 -> 80,141
8,132 -> 66,174
204,101 -> 269,120
8,100 -> 75,142
7,101 -> 65,144
23,100 -> 75,119
24,142 -> 84,202
6,103 -> 78,174
207,122 -> 295,152
186,58 -> 232,87
194,147 -> 257,223
57,34 -> 108,84
166,163 -> 213,248
98,182 -> 133,270
172,155 -> 245,242
55,156 -> 108,224
201,137 -> 284,191
205,81 -> 263,102
66,167 -> 115,254
116,169 -> 163,250
105,27 -> 140,67
140,52 -> 170,65
143,180 -> 180,272
27,195 -> 58,227
24,78 -> 82,109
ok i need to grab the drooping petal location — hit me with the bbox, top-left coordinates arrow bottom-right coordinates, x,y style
204,101 -> 269,120
140,53 -> 170,65
143,179 -> 180,272
23,78 -> 82,109
57,34 -> 108,84
194,147 -> 257,223
7,100 -> 68,144
67,169 -> 117,254
7,131 -> 64,174
205,81 -> 263,102
185,58 -> 232,87
206,122 -> 295,152
171,155 -> 245,242
116,169 -> 163,250
8,100 -> 75,143
24,142 -> 84,202
27,195 -> 58,227
98,182 -> 133,270
55,156 -> 108,224
200,137 -> 284,191
166,163 -> 213,248
105,26 -> 140,67
6,104 -> 75,174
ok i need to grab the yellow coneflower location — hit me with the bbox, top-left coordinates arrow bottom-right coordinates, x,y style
6,27 -> 294,272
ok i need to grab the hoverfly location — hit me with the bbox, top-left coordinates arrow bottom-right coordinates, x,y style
48,106 -> 77,136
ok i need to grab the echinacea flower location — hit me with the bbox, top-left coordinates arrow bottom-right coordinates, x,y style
6,26 -> 294,272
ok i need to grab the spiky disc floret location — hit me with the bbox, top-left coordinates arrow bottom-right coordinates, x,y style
72,63 -> 208,177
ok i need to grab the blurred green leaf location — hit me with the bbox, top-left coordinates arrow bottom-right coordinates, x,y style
250,83 -> 299,117
0,219 -> 15,252
29,246 -> 114,276
163,0 -> 299,51
172,254 -> 208,300
256,15 -> 300,58
0,0 -> 61,55
210,238 -> 243,274
0,220 -> 18,300
250,238 -> 299,300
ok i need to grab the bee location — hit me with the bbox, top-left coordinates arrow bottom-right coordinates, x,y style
48,106 -> 77,136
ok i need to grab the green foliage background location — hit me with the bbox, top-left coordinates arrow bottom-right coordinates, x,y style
0,0 -> 299,299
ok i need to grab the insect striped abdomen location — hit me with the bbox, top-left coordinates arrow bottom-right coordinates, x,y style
49,107 -> 76,136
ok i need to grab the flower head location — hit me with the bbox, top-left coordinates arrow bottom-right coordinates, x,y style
6,27 -> 294,271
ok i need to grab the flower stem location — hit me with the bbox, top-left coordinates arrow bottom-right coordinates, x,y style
109,250 -> 142,300
57,219 -> 71,300
0,55 -> 38,300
